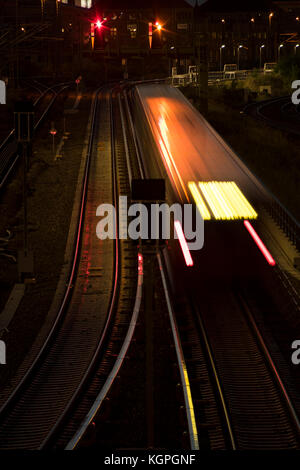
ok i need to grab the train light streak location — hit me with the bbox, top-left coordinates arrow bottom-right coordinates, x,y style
174,220 -> 194,267
198,181 -> 258,220
188,182 -> 211,220
200,182 -> 232,220
244,220 -> 276,266
225,182 -> 258,219
158,115 -> 189,202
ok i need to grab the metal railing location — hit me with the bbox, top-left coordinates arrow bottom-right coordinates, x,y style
266,197 -> 300,253
171,69 -> 264,87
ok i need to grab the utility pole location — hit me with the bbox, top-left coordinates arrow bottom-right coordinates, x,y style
14,101 -> 35,283
194,16 -> 208,114
15,0 -> 19,88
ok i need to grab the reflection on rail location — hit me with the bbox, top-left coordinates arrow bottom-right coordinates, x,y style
174,220 -> 194,267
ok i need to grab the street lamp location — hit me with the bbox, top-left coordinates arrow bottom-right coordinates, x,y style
238,45 -> 243,70
50,123 -> 57,158
40,0 -> 45,18
278,43 -> 284,60
295,44 -> 300,55
220,44 -> 225,72
260,44 -> 265,69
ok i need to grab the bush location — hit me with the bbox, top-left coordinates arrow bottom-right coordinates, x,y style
276,55 -> 300,88
244,71 -> 286,95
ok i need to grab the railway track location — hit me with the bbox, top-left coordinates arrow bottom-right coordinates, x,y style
198,285 -> 300,449
1,81 -> 299,451
243,96 -> 300,136
0,81 -> 70,189
163,222 -> 300,449
123,85 -> 237,450
61,87 -> 201,450
0,86 -> 124,449
0,84 -> 178,451
47,88 -> 142,449
126,83 -> 300,450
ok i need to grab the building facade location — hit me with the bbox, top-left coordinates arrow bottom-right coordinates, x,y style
196,0 -> 300,70
2,0 -> 300,82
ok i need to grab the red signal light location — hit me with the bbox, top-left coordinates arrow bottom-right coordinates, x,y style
96,20 -> 102,29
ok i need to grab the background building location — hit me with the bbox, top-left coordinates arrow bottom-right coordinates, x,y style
195,0 -> 300,70
1,0 -> 300,83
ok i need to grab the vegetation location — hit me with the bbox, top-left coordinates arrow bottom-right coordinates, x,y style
243,70 -> 287,96
276,55 -> 300,88
205,100 -> 300,220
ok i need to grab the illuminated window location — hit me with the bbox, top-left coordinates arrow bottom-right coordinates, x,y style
74,0 -> 92,8
177,23 -> 188,31
127,24 -> 137,39
111,27 -> 117,38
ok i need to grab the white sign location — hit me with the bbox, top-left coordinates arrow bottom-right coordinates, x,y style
0,80 -> 6,104
0,340 -> 6,364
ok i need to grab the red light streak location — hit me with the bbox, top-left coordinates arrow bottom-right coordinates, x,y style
244,220 -> 276,266
138,253 -> 143,275
174,220 -> 194,267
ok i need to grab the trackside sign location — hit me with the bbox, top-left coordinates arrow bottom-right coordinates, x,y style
0,80 -> 6,104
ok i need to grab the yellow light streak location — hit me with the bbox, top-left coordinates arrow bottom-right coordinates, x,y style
198,181 -> 257,220
188,182 -> 211,220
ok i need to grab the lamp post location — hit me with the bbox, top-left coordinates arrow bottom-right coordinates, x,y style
295,44 -> 300,55
260,44 -> 265,69
220,44 -> 225,72
269,12 -> 274,28
50,122 -> 57,158
269,12 -> 274,61
40,0 -> 45,19
278,43 -> 284,61
238,45 -> 243,70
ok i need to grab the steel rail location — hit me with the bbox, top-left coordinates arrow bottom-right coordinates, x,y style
191,301 -> 237,450
0,82 -> 71,189
65,88 -> 143,449
65,253 -> 144,450
157,251 -> 199,450
39,89 -> 122,448
238,293 -> 300,439
0,87 -> 102,423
